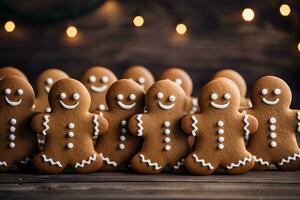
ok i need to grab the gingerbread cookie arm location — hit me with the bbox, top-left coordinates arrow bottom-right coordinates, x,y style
95,114 -> 108,135
241,112 -> 258,135
31,113 -> 49,135
128,114 -> 147,137
181,114 -> 199,136
292,110 -> 300,134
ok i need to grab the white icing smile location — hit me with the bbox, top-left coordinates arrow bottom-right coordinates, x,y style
90,85 -> 107,93
117,93 -> 136,110
260,88 -> 280,106
117,101 -> 136,109
262,98 -> 279,106
156,92 -> 176,110
59,92 -> 80,110
210,92 -> 231,110
210,101 -> 230,109
158,101 -> 175,110
5,97 -> 22,107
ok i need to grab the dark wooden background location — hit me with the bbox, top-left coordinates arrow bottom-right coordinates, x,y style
0,0 -> 299,105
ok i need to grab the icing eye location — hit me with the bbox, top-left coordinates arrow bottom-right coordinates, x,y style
175,78 -> 182,85
5,88 -> 11,95
261,88 -> 268,95
117,94 -> 124,100
73,93 -> 80,100
138,77 -> 145,84
210,93 -> 218,100
273,88 -> 281,96
129,94 -> 136,101
60,92 -> 67,99
89,76 -> 96,83
169,95 -> 176,102
17,89 -> 24,96
157,92 -> 164,99
45,78 -> 54,85
224,93 -> 231,100
101,76 -> 109,83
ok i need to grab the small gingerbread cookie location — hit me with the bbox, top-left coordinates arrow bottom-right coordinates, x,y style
80,66 -> 117,112
181,78 -> 258,175
122,65 -> 155,91
244,76 -> 300,171
95,79 -> 145,171
213,69 -> 252,108
159,67 -> 198,114
128,80 -> 190,174
0,76 -> 36,172
32,78 -> 108,174
0,66 -> 27,80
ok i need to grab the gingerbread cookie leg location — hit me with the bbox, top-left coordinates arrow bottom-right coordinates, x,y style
131,152 -> 166,174
71,153 -> 102,173
170,158 -> 186,173
275,151 -> 300,171
251,155 -> 271,171
222,151 -> 254,174
33,152 -> 67,174
0,156 -> 13,172
99,153 -> 120,171
184,152 -> 218,175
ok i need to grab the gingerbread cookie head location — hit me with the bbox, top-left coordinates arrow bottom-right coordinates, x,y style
122,65 -> 155,91
0,66 -> 27,80
80,66 -> 117,111
159,68 -> 193,96
145,80 -> 186,113
106,79 -> 145,112
198,78 -> 240,113
251,76 -> 291,109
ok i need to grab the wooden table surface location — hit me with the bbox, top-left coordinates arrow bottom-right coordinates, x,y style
0,170 -> 299,199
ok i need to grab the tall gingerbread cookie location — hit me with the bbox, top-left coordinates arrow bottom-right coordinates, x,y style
95,79 -> 145,171
80,66 -> 117,112
213,69 -> 252,108
122,65 -> 155,91
128,80 -> 190,174
0,66 -> 27,80
0,76 -> 36,172
181,78 -> 258,175
32,78 -> 108,174
244,76 -> 300,171
159,67 -> 198,114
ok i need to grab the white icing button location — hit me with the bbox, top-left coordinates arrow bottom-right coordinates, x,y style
9,142 -> 15,149
274,88 -> 281,95
121,120 -> 127,126
10,118 -> 17,125
73,93 -> 80,100
168,95 -> 176,102
9,126 -> 16,133
138,77 -> 145,84
217,121 -> 224,127
120,135 -> 126,141
17,89 -> 23,96
164,137 -> 171,143
60,92 -> 67,99
261,88 -> 268,95
99,104 -> 106,111
68,123 -> 75,129
164,121 -> 170,127
129,94 -> 136,101
46,78 -> 54,85
164,129 -> 171,135
101,76 -> 109,83
121,128 -> 127,134
269,125 -> 276,131
89,75 -> 96,83
210,93 -> 218,100
217,129 -> 224,135
119,143 -> 125,150
175,78 -> 182,85
9,134 -> 16,141
270,132 -> 277,139
117,94 -> 124,100
270,141 -> 277,148
218,144 -> 224,150
5,88 -> 11,95
224,93 -> 231,100
218,137 -> 225,142
165,145 -> 171,151
157,92 -> 164,99
67,143 -> 74,149
46,107 -> 51,113
269,117 -> 276,124
67,131 -> 74,138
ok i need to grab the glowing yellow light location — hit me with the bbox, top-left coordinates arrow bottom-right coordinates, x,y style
133,16 -> 144,27
242,8 -> 255,22
298,42 -> 300,53
279,4 -> 291,16
66,26 -> 78,38
4,21 -> 15,32
176,23 -> 187,35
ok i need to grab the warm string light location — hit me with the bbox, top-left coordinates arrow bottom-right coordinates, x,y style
279,4 -> 291,16
133,16 -> 144,27
242,8 -> 255,22
4,21 -> 16,32
66,26 -> 78,38
297,42 -> 300,53
176,23 -> 187,35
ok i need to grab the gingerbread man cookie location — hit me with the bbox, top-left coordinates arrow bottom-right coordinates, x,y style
0,66 -> 27,80
32,78 -> 108,174
80,66 -> 117,112
244,76 -> 300,171
128,80 -> 189,174
181,78 -> 258,175
95,79 -> 145,171
122,65 -> 155,91
0,76 -> 36,172
213,69 -> 252,108
159,67 -> 198,114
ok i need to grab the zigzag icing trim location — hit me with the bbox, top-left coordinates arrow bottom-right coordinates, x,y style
252,156 -> 269,166
297,112 -> 300,133
100,153 -> 117,167
75,154 -> 97,168
139,154 -> 162,170
20,157 -> 32,164
191,115 -> 198,136
192,154 -> 214,170
226,156 -> 252,169
93,115 -> 100,137
242,111 -> 250,137
0,161 -> 7,167
278,152 -> 300,166
42,115 -> 50,136
173,159 -> 185,170
136,114 -> 143,136
42,154 -> 62,168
